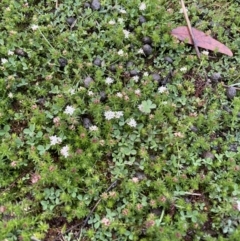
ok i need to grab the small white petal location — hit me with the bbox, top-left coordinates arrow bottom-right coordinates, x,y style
139,3 -> 146,11
64,106 -> 75,115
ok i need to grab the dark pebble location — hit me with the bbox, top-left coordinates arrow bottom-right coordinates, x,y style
126,61 -> 134,69
142,44 -> 153,56
14,48 -> 27,57
99,91 -> 107,102
223,105 -> 232,113
142,36 -> 152,45
210,72 -> 221,82
58,57 -> 68,68
93,57 -> 102,67
139,15 -> 146,25
164,56 -> 173,64
84,3 -> 90,8
36,98 -> 45,105
226,86 -> 236,100
151,208 -> 162,216
202,151 -> 215,160
151,73 -> 161,83
66,17 -> 76,26
135,171 -> 146,180
190,126 -> 198,133
84,76 -> 94,88
130,69 -> 139,76
91,0 -> 101,10
128,25 -> 135,31
83,118 -> 92,129
109,64 -> 116,72
229,143 -> 238,152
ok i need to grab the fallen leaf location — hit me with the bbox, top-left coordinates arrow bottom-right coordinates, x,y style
171,26 -> 233,56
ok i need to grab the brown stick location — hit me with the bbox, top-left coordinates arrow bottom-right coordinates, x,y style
180,0 -> 201,59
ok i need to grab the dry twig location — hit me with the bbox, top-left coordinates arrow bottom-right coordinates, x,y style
180,0 -> 201,59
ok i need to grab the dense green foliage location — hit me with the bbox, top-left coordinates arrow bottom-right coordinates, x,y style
0,0 -> 240,240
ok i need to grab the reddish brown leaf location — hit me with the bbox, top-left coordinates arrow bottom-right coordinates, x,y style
171,26 -> 233,57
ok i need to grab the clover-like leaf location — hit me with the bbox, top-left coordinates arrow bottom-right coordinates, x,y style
140,99 -> 156,114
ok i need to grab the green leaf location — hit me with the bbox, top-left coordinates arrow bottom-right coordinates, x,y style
140,99 -> 156,114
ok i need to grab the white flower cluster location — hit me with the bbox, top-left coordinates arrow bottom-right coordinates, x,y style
158,86 -> 167,93
49,135 -> 62,146
123,29 -> 130,39
127,118 -> 137,127
118,49 -> 124,56
180,67 -> 187,72
104,111 -> 123,120
118,18 -> 124,24
138,48 -> 144,54
89,125 -> 98,131
119,8 -> 127,14
1,58 -> 8,64
179,8 -> 188,13
60,145 -> 69,158
105,77 -> 114,85
202,50 -> 209,56
64,105 -> 75,115
132,76 -> 139,82
8,50 -> 14,56
108,20 -> 116,25
31,24 -> 39,31
138,104 -> 143,112
139,2 -> 146,11
116,92 -> 123,98
69,88 -> 75,95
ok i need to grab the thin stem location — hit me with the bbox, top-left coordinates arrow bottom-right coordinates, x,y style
180,0 -> 201,59
38,28 -> 56,50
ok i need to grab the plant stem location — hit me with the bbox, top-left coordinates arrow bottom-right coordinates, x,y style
180,0 -> 201,59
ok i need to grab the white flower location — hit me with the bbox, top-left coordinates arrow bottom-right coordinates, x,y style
78,86 -> 86,91
115,111 -> 124,119
1,58 -> 8,64
118,18 -> 124,24
202,50 -> 209,56
49,135 -> 62,146
119,8 -> 127,14
138,104 -> 143,112
123,29 -> 130,39
108,20 -> 116,25
117,49 -> 124,56
135,89 -> 141,95
158,86 -> 167,93
138,48 -> 144,54
236,200 -> 240,211
105,77 -> 114,85
69,88 -> 75,95
180,67 -> 187,72
89,125 -> 98,131
127,118 -> 137,128
116,92 -> 123,98
8,92 -> 13,98
139,2 -> 146,11
179,8 -> 188,13
60,145 -> 69,158
64,105 -> 75,115
143,72 -> 149,77
88,90 -> 94,96
104,111 -> 115,120
132,76 -> 139,82
31,24 -> 39,31
8,50 -> 14,56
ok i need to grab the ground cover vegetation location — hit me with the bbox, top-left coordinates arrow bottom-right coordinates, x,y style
1,0 -> 240,240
